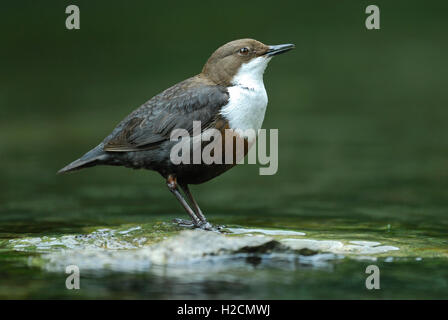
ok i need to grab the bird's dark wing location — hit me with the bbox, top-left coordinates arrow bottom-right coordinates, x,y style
103,79 -> 229,152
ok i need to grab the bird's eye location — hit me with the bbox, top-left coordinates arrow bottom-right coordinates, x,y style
239,47 -> 250,55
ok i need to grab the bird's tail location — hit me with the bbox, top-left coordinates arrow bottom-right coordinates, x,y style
58,144 -> 107,174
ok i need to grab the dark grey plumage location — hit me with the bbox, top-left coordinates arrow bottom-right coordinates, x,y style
59,75 -> 230,184
104,76 -> 229,151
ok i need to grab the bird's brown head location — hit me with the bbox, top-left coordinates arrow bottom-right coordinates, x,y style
201,39 -> 294,86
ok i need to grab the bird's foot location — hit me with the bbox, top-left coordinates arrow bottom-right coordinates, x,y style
172,218 -> 224,232
172,218 -> 196,228
197,221 -> 214,231
195,220 -> 227,232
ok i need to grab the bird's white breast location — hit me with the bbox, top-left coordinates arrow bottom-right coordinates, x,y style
220,57 -> 271,136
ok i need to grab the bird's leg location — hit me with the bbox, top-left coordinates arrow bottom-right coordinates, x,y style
180,184 -> 207,222
180,184 -> 219,231
166,175 -> 201,227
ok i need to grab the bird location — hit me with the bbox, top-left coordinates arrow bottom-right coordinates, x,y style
58,38 -> 294,231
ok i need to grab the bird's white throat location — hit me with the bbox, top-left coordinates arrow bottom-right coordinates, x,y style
220,57 -> 271,136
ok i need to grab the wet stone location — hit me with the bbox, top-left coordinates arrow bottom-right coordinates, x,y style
5,224 -> 410,274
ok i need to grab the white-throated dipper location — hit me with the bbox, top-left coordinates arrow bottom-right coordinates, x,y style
59,39 -> 294,231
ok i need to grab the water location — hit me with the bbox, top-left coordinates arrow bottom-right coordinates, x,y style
1,217 -> 447,299
1,1 -> 448,299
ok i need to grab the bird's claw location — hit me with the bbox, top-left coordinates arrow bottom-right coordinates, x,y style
172,218 -> 224,232
172,218 -> 196,228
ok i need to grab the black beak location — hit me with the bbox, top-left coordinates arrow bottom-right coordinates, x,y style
264,43 -> 295,57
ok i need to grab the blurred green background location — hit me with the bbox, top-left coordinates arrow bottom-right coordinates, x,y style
0,0 -> 447,299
